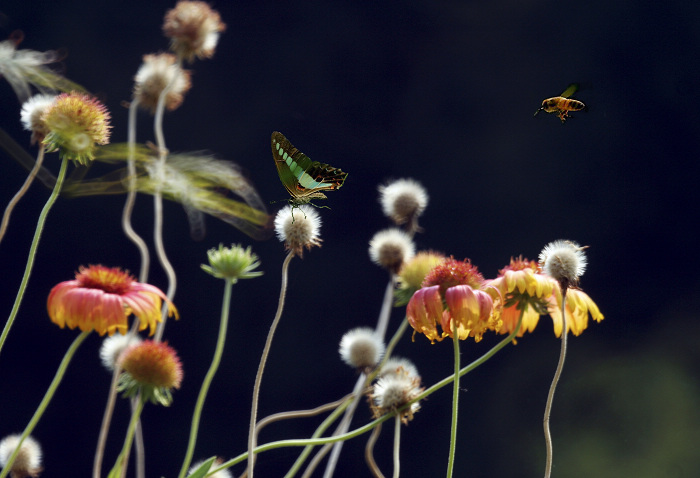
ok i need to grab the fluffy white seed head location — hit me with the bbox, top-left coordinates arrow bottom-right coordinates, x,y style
339,327 -> 385,370
19,93 -> 56,143
99,333 -> 143,371
539,239 -> 588,289
0,434 -> 42,478
274,205 -> 322,257
187,458 -> 232,478
133,53 -> 192,113
368,228 -> 416,274
371,373 -> 423,423
377,356 -> 419,380
378,178 -> 428,229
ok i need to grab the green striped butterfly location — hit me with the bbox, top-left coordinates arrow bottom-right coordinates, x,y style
271,131 -> 348,207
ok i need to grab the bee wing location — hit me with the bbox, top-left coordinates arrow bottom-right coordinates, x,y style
560,83 -> 579,98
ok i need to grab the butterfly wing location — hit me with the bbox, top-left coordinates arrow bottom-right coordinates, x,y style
271,132 -> 347,201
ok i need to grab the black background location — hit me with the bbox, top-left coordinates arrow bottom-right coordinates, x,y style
1,1 -> 699,477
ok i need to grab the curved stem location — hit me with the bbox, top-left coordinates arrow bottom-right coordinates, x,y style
93,363 -> 123,478
364,423 -> 384,478
178,279 -> 233,478
543,291 -> 568,478
446,333 -> 460,478
0,331 -> 90,478
247,251 -> 294,477
122,98 -> 150,283
0,155 -> 68,358
0,146 -> 46,244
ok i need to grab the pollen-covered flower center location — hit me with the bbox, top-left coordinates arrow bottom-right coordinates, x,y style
76,267 -> 134,295
422,258 -> 484,293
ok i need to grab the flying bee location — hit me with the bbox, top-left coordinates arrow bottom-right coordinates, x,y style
534,83 -> 586,123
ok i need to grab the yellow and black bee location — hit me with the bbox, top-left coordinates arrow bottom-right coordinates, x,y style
534,83 -> 586,123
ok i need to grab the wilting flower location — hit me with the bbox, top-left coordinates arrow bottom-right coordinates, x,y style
370,365 -> 423,424
133,53 -> 192,113
20,93 -> 56,143
47,265 -> 177,336
163,1 -> 226,62
42,92 -> 111,165
378,178 -> 428,231
394,251 -> 446,306
406,258 -> 501,343
118,340 -> 183,406
274,204 -> 322,257
368,228 -> 416,274
339,327 -> 385,371
201,243 -> 263,283
547,284 -> 604,337
0,434 -> 42,478
487,257 -> 554,337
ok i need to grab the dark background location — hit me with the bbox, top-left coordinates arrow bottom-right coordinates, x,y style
1,1 -> 699,477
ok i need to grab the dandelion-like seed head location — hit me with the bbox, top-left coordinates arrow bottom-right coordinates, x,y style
47,265 -> 178,337
539,240 -> 588,291
119,340 -> 183,406
163,1 -> 226,62
378,178 -> 428,230
368,228 -> 416,274
274,205 -> 322,257
0,434 -> 42,478
41,92 -> 111,165
99,333 -> 143,371
133,53 -> 192,113
201,243 -> 263,283
377,356 -> 419,381
20,93 -> 56,144
339,327 -> 385,371
370,373 -> 423,424
394,251 -> 446,306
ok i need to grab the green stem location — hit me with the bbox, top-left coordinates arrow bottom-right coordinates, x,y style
543,291 -> 568,478
108,395 -> 147,478
0,155 -> 69,358
0,146 -> 46,244
178,279 -> 233,478
0,330 -> 90,478
446,332 -> 461,478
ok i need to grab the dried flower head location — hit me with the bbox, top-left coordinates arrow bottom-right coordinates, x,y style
370,372 -> 423,424
0,434 -> 42,478
539,240 -> 588,291
133,53 -> 192,113
119,340 -> 183,406
368,228 -> 416,274
47,265 -> 178,336
41,92 -> 111,165
274,205 -> 322,257
99,333 -> 143,371
163,1 -> 226,62
20,93 -> 56,143
378,178 -> 428,231
201,243 -> 263,283
377,356 -> 419,381
339,327 -> 385,371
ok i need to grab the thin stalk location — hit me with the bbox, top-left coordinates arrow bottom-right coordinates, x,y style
108,396 -> 147,478
392,415 -> 401,478
247,251 -> 294,477
364,423 -> 384,478
0,146 -> 46,244
93,363 -> 124,478
543,291 -> 568,478
0,155 -> 68,358
0,331 -> 90,478
446,333 -> 460,478
178,279 -> 234,478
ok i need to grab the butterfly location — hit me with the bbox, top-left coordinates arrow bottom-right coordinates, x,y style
271,131 -> 348,207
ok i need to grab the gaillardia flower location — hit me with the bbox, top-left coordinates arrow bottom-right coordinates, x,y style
47,265 -> 177,336
547,284 -> 604,337
487,257 -> 554,337
42,91 -> 111,165
394,250 -> 446,306
118,340 -> 183,406
406,258 -> 501,343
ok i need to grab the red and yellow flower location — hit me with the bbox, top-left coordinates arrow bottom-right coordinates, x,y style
406,258 -> 501,343
547,284 -> 604,336
47,265 -> 177,336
